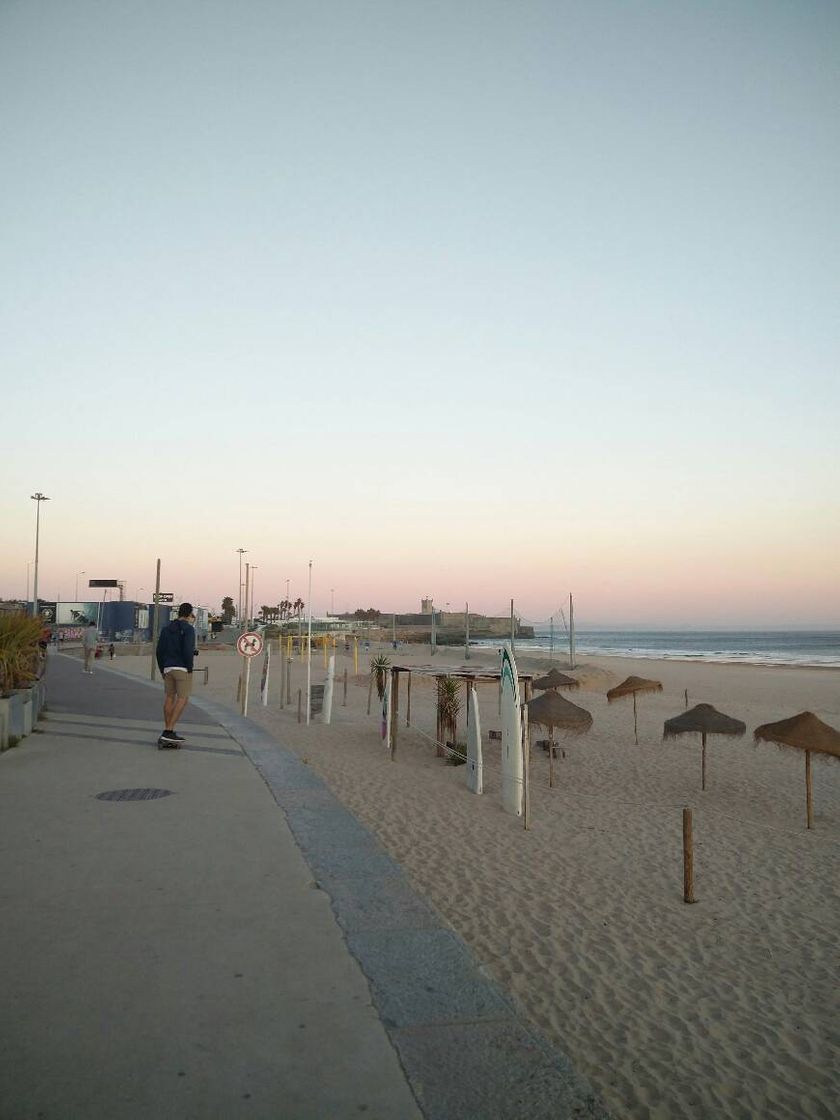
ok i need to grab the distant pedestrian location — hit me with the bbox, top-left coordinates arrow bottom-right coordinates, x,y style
155,602 -> 197,748
108,643 -> 115,660
82,621 -> 98,674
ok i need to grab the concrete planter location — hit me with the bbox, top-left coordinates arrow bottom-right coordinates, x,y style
0,683 -> 45,749
13,689 -> 33,735
1,692 -> 24,746
0,696 -> 10,750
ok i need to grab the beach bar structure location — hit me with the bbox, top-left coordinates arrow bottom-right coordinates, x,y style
386,663 -> 534,758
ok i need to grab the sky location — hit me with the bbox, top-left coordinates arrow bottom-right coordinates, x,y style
1,0 -> 838,627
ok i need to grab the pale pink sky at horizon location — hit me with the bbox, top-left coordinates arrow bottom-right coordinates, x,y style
1,483 -> 836,627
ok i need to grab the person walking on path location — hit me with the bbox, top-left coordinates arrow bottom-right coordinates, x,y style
81,621 -> 98,674
155,602 -> 196,748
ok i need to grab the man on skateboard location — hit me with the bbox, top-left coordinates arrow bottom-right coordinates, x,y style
155,603 -> 196,748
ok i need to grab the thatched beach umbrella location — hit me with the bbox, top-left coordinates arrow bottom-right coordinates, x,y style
532,668 -> 579,691
753,711 -> 840,830
527,690 -> 593,788
663,703 -> 746,791
607,676 -> 663,744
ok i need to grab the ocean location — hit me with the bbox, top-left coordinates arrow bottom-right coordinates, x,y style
474,630 -> 840,669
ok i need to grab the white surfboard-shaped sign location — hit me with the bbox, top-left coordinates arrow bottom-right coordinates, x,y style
466,688 -> 483,794
500,645 -> 523,816
380,674 -> 392,752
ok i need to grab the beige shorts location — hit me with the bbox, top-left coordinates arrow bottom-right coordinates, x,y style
163,670 -> 193,699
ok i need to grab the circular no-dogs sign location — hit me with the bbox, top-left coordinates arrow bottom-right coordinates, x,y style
236,632 -> 264,658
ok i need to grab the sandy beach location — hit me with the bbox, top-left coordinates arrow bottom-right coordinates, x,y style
105,640 -> 839,1119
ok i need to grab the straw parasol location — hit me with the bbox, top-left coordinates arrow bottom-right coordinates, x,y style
532,668 -> 579,691
527,690 -> 593,787
753,711 -> 840,830
663,703 -> 746,791
606,676 -> 663,744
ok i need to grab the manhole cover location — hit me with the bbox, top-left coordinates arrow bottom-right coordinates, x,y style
95,788 -> 174,802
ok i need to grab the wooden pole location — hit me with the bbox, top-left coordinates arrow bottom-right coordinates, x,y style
805,750 -> 813,829
406,671 -> 412,726
701,732 -> 707,791
343,667 -> 348,706
353,637 -> 358,674
569,593 -> 576,669
464,601 -> 470,660
390,669 -> 399,759
633,692 -> 639,745
286,656 -> 291,704
435,676 -> 444,757
367,672 -> 374,715
685,688 -> 689,708
297,688 -> 302,724
522,703 -> 530,830
548,721 -> 555,788
683,807 -> 696,903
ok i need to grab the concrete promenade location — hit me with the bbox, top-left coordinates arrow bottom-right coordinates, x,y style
0,652 -> 606,1120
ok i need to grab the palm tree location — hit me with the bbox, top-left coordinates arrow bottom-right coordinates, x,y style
221,596 -> 235,624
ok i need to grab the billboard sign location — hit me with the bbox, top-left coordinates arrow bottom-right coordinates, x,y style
89,579 -> 119,588
38,602 -> 57,623
57,602 -> 98,625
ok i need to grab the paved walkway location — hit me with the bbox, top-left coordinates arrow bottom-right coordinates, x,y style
0,653 -> 607,1120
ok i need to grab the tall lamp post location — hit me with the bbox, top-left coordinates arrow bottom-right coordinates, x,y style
30,492 -> 50,618
236,548 -> 248,628
250,566 -> 258,625
75,570 -> 86,599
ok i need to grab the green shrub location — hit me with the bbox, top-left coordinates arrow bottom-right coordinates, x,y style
0,613 -> 44,696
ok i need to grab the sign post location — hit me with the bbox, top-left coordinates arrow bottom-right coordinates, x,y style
150,560 -> 161,681
237,631 -> 264,717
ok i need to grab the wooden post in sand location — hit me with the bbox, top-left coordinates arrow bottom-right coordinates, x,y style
286,657 -> 292,704
684,688 -> 689,709
522,703 -> 530,831
805,750 -> 813,829
406,671 -> 412,726
435,675 -> 445,757
297,688 -> 302,724
683,807 -> 696,903
343,668 -> 348,706
701,732 -> 707,791
367,672 -> 374,715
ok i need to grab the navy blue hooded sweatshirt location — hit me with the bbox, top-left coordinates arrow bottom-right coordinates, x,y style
156,618 -> 196,673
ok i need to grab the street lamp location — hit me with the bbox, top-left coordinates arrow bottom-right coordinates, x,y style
250,566 -> 258,625
330,587 -> 335,615
30,492 -> 50,618
75,570 -> 86,599
236,548 -> 248,626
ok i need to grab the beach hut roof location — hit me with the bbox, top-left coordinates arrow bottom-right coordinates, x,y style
607,675 -> 663,702
753,711 -> 840,760
527,690 -> 593,734
663,703 -> 746,740
532,668 -> 579,690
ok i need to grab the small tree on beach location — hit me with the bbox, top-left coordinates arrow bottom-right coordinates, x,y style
371,655 -> 390,699
221,597 -> 235,624
437,676 -> 462,750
